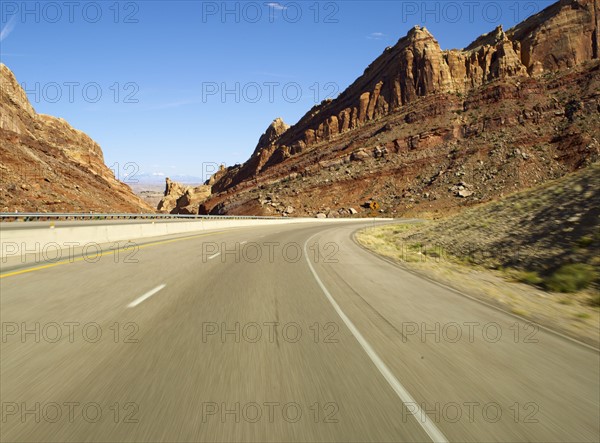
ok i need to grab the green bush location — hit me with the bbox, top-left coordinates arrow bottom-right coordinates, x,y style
545,264 -> 597,293
515,271 -> 544,286
576,235 -> 594,248
565,100 -> 581,122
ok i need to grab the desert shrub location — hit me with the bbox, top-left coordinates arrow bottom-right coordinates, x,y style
514,271 -> 544,286
576,235 -> 594,248
565,100 -> 581,122
545,264 -> 597,293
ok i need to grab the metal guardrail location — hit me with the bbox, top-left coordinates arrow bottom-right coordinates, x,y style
0,212 -> 288,222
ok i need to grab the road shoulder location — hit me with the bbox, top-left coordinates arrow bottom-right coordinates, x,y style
354,224 -> 600,350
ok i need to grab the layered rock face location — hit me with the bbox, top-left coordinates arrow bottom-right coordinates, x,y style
157,178 -> 211,214
0,64 -> 153,213
208,0 -> 599,197
201,0 -> 600,217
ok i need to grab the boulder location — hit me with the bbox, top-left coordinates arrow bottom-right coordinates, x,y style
351,148 -> 371,161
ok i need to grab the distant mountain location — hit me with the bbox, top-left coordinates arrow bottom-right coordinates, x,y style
131,173 -> 205,186
197,0 -> 599,217
0,64 -> 153,213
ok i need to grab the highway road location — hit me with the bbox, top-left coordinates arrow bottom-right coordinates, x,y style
1,220 -> 599,442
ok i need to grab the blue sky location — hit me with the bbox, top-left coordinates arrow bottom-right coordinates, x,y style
1,0 -> 553,181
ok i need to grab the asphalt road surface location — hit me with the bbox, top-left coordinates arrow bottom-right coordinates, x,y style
1,220 -> 599,442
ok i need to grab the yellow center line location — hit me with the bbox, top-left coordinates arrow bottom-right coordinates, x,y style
0,230 -> 232,279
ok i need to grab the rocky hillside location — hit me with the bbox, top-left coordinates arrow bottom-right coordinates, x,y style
200,0 -> 600,217
0,64 -> 153,213
387,163 -> 599,287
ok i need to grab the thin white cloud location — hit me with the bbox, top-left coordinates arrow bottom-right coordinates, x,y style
266,2 -> 287,11
152,172 -> 165,176
367,32 -> 385,40
0,16 -> 17,42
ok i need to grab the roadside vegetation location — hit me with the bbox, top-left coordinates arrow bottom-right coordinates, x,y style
356,163 -> 600,346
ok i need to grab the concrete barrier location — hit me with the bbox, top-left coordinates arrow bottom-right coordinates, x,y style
0,218 -> 387,262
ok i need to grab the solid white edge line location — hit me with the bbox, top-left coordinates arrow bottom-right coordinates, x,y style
127,284 -> 166,308
303,235 -> 448,443
208,252 -> 221,260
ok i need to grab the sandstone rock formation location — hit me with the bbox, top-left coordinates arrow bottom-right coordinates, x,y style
211,118 -> 290,193
0,64 -> 153,213
199,0 -> 600,217
157,178 -> 211,214
205,164 -> 228,186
